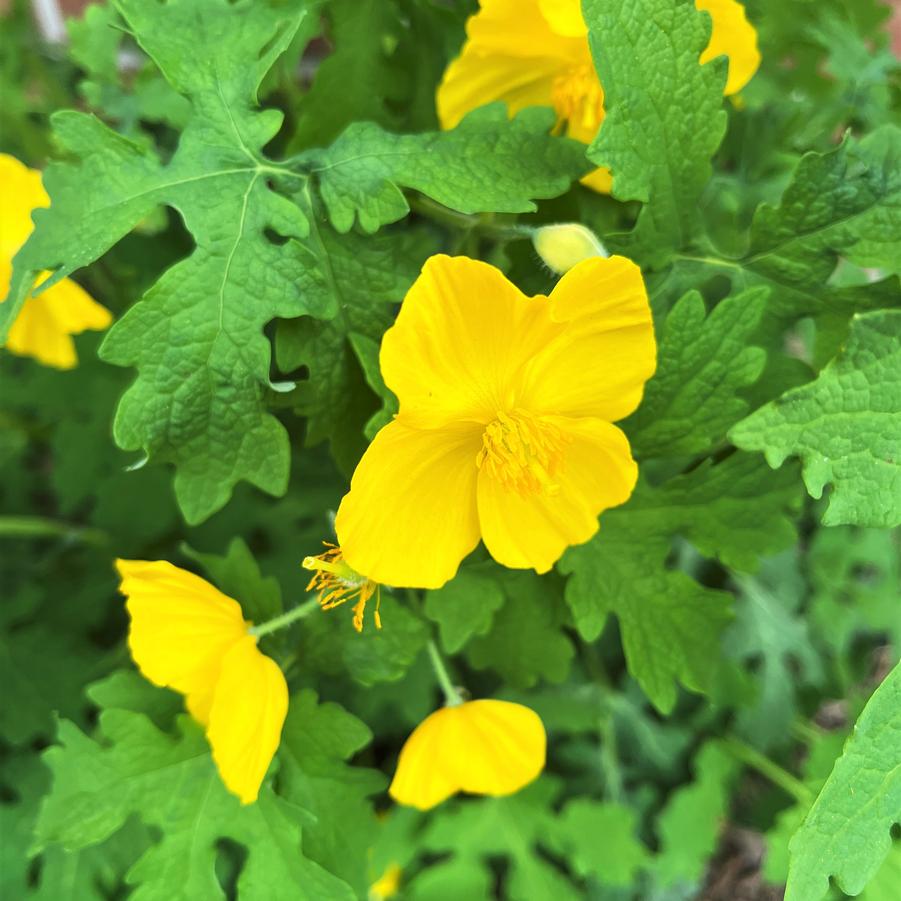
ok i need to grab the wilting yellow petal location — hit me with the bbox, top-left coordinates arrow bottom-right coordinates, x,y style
336,419 -> 483,589
206,634 -> 288,804
522,256 -> 656,422
6,277 -> 113,370
117,559 -> 249,722
477,416 -> 636,571
380,255 -> 557,429
389,700 -> 546,810
697,0 -> 761,95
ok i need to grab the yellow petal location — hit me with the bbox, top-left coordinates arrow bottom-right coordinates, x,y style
0,153 -> 47,252
436,0 -> 580,129
477,416 -> 636,572
380,255 -> 557,428
522,256 -> 656,422
579,166 -> 614,194
206,634 -> 288,804
389,700 -> 546,810
697,0 -> 761,95
336,418 -> 483,589
116,559 -> 249,722
6,277 -> 112,369
538,0 -> 587,37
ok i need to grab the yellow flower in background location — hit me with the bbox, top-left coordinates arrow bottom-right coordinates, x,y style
335,254 -> 655,589
437,0 -> 760,192
1,153 -> 112,368
389,699 -> 546,810
116,559 -> 288,804
369,863 -> 402,900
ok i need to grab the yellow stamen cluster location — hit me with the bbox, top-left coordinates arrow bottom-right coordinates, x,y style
302,543 -> 381,632
551,63 -> 605,133
476,410 -> 570,496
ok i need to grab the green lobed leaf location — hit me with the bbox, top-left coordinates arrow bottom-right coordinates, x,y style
731,309 -> 901,528
560,452 -> 799,712
2,0 -> 327,524
276,690 -> 385,898
652,741 -> 739,888
583,0 -> 727,262
300,105 -> 589,234
465,570 -> 574,689
35,689 -> 356,900
424,560 -> 507,654
785,662 -> 901,901
625,288 -> 768,458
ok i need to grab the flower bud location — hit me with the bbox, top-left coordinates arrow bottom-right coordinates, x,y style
532,222 -> 608,274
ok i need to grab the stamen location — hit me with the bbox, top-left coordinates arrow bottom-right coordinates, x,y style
303,543 -> 381,632
476,410 -> 570,496
551,64 -> 605,133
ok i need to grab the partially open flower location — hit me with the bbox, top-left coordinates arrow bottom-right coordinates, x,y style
1,153 -> 112,368
389,699 -> 546,810
116,559 -> 288,804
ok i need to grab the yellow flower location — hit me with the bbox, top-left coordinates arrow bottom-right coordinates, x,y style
302,542 -> 381,632
1,154 -> 112,368
335,253 -> 655,588
389,699 -> 546,810
116,559 -> 289,804
437,0 -> 760,191
369,863 -> 402,900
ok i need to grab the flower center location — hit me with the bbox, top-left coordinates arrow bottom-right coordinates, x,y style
476,411 -> 570,496
551,64 -> 605,132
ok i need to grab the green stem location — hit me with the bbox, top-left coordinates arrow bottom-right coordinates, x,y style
722,737 -> 814,805
409,195 -> 533,242
249,598 -> 320,638
426,640 -> 463,706
0,516 -> 108,546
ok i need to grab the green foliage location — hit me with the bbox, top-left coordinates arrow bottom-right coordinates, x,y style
732,310 -> 901,527
3,0 -> 900,897
584,0 -> 727,262
300,106 -> 589,234
786,662 -> 901,901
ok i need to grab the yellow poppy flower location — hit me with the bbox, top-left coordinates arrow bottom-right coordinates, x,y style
1,154 -> 112,368
116,559 -> 289,804
335,253 -> 655,588
437,0 -> 760,191
369,863 -> 402,900
389,699 -> 546,810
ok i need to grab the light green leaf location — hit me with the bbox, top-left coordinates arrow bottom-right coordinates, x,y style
302,105 -> 588,234
583,0 -> 727,261
424,561 -> 507,654
2,0 -> 326,524
786,662 -> 901,901
35,705 -> 355,900
625,288 -> 767,458
731,310 -> 901,527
